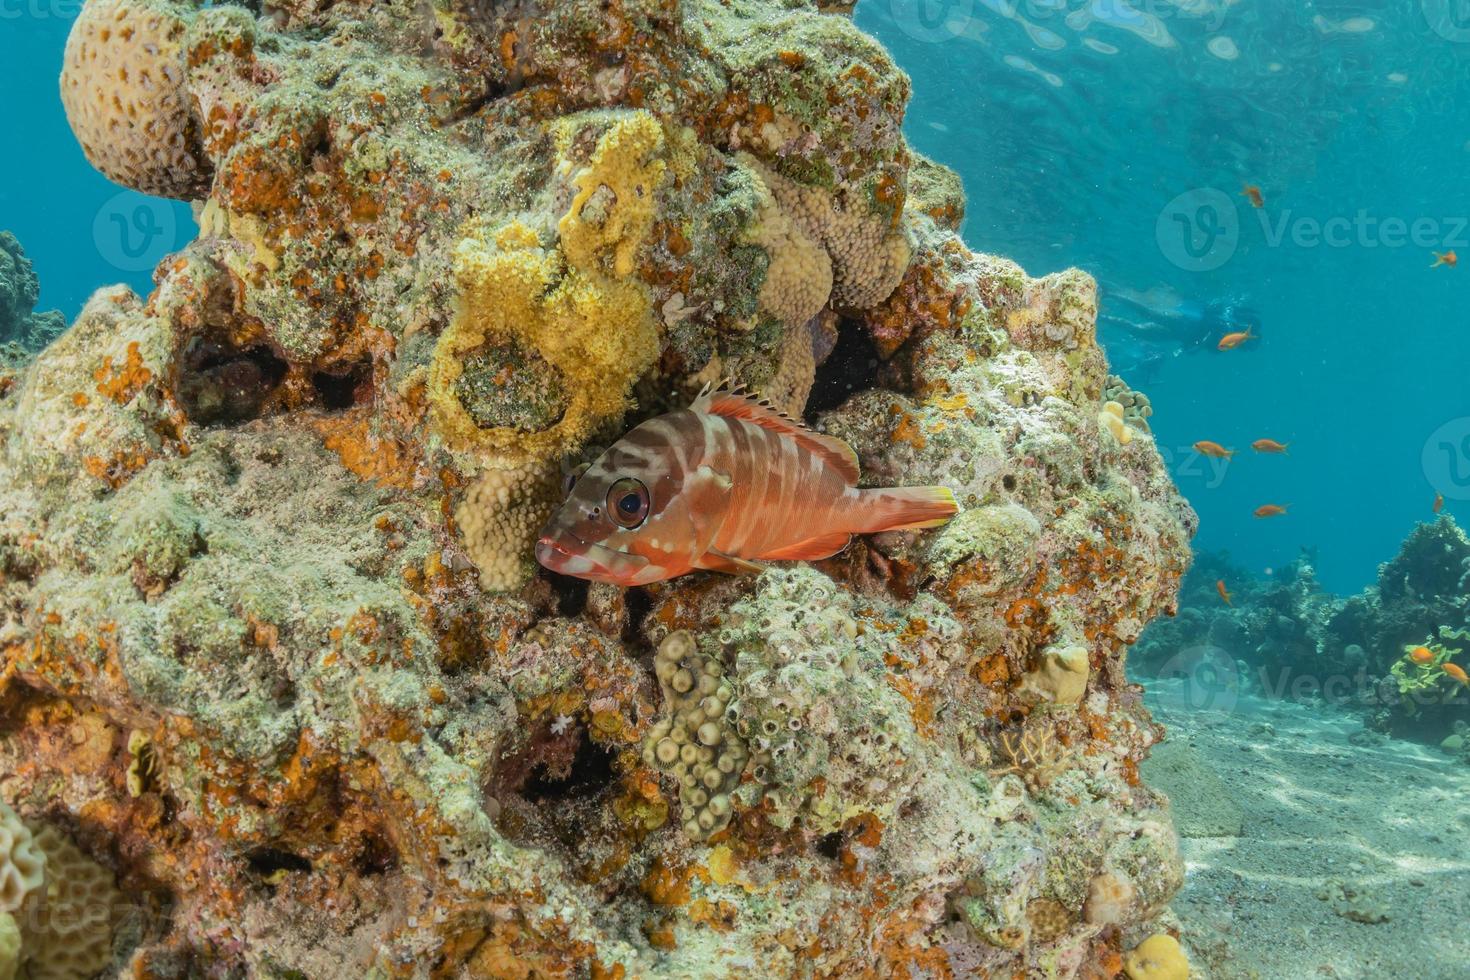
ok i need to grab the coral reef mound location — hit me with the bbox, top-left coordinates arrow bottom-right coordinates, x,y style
0,233 -> 64,364
3,0 -> 1194,974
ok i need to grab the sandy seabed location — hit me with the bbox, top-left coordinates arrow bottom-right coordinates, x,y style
1141,678 -> 1470,979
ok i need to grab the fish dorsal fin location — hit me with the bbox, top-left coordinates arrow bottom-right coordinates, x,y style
692,382 -> 861,485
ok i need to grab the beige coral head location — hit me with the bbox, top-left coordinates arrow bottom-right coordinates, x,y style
0,803 -> 44,916
24,825 -> 122,980
60,0 -> 211,199
1124,933 -> 1190,980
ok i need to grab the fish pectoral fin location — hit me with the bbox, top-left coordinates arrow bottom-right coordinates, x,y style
756,532 -> 852,562
694,549 -> 769,576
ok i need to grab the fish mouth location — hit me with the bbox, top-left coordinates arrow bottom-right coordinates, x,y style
535,530 -> 650,584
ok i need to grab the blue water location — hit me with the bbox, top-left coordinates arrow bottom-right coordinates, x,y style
6,2 -> 1470,591
0,9 -> 196,317
858,0 -> 1470,592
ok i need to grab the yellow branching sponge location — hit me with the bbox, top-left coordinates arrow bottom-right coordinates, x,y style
59,0 -> 210,199
432,113 -> 665,589
557,111 -> 667,278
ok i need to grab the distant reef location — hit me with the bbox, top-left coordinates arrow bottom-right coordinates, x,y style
0,231 -> 64,364
0,0 -> 1197,976
1133,516 -> 1470,751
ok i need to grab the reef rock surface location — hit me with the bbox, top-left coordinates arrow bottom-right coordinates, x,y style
0,0 -> 1195,975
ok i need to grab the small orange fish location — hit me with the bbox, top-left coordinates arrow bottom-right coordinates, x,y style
536,386 -> 959,585
1216,580 -> 1233,606
1242,185 -> 1265,208
1252,439 -> 1289,455
1218,327 -> 1255,351
1434,492 -> 1445,514
1444,662 -> 1469,685
1408,646 -> 1436,665
1254,504 -> 1289,518
1431,250 -> 1457,268
1194,441 -> 1235,459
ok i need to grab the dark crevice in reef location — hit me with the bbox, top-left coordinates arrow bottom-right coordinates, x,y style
352,833 -> 398,877
622,586 -> 654,645
311,358 -> 373,410
544,571 -> 591,617
523,731 -> 615,804
805,319 -> 881,419
816,831 -> 844,860
245,847 -> 312,878
177,337 -> 288,427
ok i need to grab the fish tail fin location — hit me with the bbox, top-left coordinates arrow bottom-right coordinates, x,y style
857,486 -> 959,532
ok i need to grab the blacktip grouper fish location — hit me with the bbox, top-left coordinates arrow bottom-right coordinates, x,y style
535,386 -> 959,586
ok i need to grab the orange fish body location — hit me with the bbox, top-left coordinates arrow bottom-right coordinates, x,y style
1434,492 -> 1445,514
1444,662 -> 1469,685
536,387 -> 959,585
1254,504 -> 1289,518
1252,439 -> 1289,455
1432,250 -> 1457,268
1408,645 -> 1435,665
1194,441 -> 1235,459
1218,327 -> 1255,351
1216,580 -> 1232,606
1242,185 -> 1264,208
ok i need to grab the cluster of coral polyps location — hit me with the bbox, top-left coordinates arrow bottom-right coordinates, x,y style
0,0 -> 1195,974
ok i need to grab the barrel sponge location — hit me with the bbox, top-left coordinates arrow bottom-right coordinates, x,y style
0,804 -> 44,915
25,825 -> 122,980
455,462 -> 559,592
430,218 -> 658,469
1124,933 -> 1189,980
0,912 -> 17,980
746,157 -> 910,312
60,0 -> 211,199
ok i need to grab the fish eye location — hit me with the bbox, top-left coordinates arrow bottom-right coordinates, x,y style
607,477 -> 650,529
